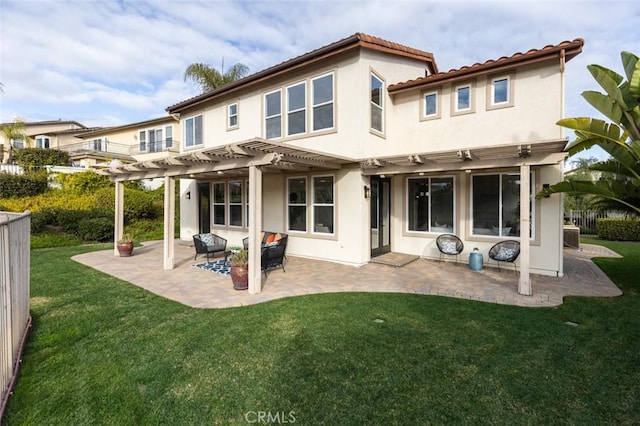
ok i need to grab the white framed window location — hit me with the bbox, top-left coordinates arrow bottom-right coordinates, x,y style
370,73 -> 384,133
452,82 -> 475,116
10,138 -> 25,149
287,82 -> 306,136
471,172 -> 535,238
407,176 -> 455,233
185,115 -> 203,147
421,89 -> 441,120
265,89 -> 282,139
487,74 -> 514,110
245,179 -> 250,228
311,73 -> 334,132
35,136 -> 50,149
312,175 -> 334,234
228,103 -> 239,129
228,181 -> 243,227
165,125 -> 173,149
212,182 -> 225,226
287,177 -> 307,232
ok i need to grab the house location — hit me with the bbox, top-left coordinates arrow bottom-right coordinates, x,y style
97,33 -> 584,296
72,116 -> 180,168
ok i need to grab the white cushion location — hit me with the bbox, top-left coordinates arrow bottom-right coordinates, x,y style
440,240 -> 458,255
494,247 -> 516,261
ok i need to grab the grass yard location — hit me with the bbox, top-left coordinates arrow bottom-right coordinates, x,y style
4,239 -> 640,424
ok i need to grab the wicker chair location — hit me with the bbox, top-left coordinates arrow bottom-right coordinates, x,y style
436,234 -> 464,264
488,240 -> 521,272
192,233 -> 227,261
242,232 -> 288,277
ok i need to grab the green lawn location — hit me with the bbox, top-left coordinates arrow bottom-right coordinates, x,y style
4,239 -> 640,424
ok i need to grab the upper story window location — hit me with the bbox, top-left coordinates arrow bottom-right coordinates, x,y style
454,83 -> 473,114
421,89 -> 441,120
311,73 -> 334,132
287,82 -> 306,136
487,74 -> 514,110
139,126 -> 173,152
88,137 -> 107,151
407,176 -> 455,233
35,136 -> 50,149
10,138 -> 25,149
265,90 -> 282,139
228,103 -> 239,129
185,115 -> 203,148
370,73 -> 384,133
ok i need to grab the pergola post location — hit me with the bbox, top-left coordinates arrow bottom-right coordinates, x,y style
248,165 -> 263,294
518,164 -> 531,295
114,181 -> 124,257
163,176 -> 175,270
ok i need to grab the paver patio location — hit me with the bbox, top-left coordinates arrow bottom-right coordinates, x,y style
72,241 -> 622,309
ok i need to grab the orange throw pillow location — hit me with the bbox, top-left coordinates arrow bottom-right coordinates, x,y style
266,233 -> 276,244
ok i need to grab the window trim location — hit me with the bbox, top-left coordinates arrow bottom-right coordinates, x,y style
486,73 -> 515,110
35,135 -> 51,149
312,174 -> 335,235
228,180 -> 244,228
370,71 -> 385,135
451,81 -> 475,116
420,89 -> 441,121
184,114 -> 203,148
227,102 -> 239,130
405,175 -> 456,234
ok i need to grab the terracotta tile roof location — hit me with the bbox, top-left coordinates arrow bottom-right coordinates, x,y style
168,33 -> 437,113
388,38 -> 584,93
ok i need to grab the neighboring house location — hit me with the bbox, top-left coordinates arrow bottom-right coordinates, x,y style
73,116 -> 180,168
0,119 -> 89,163
98,33 -> 583,295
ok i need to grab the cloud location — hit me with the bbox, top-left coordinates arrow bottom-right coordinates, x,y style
0,0 -> 637,140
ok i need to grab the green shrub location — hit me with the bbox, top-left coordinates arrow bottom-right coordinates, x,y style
78,217 -> 114,242
13,148 -> 69,169
56,208 -> 113,235
596,218 -> 640,241
30,208 -> 58,234
55,170 -> 112,193
0,172 -> 48,198
124,189 -> 160,221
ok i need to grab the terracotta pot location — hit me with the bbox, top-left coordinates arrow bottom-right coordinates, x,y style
117,242 -> 134,257
230,265 -> 248,290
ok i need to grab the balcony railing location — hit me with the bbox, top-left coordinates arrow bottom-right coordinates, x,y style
131,139 -> 180,155
57,141 -> 133,156
56,139 -> 180,157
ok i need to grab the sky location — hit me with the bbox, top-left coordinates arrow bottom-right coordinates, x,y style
1,0 -> 638,164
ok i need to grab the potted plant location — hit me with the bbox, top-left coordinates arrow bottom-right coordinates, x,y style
117,233 -> 135,257
229,248 -> 249,290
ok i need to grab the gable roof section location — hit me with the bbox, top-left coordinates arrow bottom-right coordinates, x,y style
79,116 -> 177,138
388,38 -> 584,94
167,33 -> 437,114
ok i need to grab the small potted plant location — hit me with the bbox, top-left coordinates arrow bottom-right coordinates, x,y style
229,248 -> 249,290
117,233 -> 135,257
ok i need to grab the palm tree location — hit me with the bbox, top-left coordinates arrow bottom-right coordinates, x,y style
183,61 -> 249,93
0,119 -> 27,163
537,51 -> 640,215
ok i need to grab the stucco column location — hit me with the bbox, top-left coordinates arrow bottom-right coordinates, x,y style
114,181 -> 124,257
163,176 -> 175,270
248,165 -> 263,294
518,164 -> 531,295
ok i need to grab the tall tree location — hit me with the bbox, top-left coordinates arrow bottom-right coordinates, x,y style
0,119 -> 27,163
183,61 -> 249,93
537,51 -> 640,215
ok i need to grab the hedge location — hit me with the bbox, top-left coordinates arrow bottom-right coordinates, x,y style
0,172 -> 48,198
13,148 -> 69,169
596,218 -> 640,241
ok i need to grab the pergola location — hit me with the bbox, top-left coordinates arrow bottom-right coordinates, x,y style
98,138 -> 568,295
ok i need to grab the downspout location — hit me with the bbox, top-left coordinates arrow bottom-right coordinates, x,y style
558,48 -> 566,277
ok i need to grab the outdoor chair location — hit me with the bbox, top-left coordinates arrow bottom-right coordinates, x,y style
242,232 -> 288,276
436,234 -> 464,264
192,233 -> 227,261
488,240 -> 521,273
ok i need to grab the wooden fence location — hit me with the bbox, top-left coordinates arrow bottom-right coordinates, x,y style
0,211 -> 31,419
